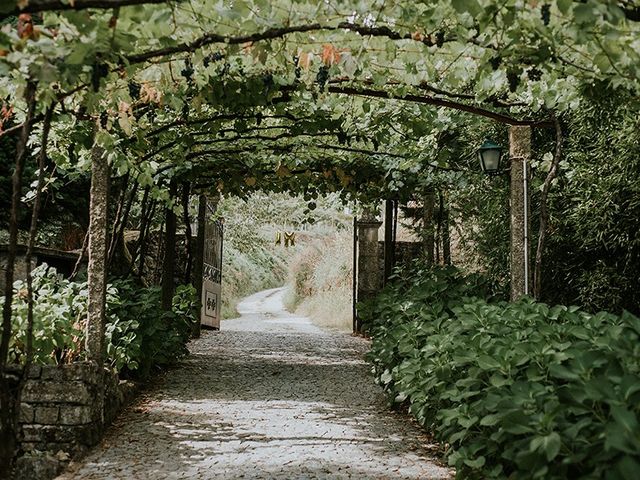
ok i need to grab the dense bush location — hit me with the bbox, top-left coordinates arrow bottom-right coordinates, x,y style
2,264 -> 197,376
363,264 -> 640,479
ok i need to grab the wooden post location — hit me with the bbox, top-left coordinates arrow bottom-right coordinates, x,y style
355,207 -> 381,333
509,125 -> 532,301
192,194 -> 207,338
161,180 -> 178,311
86,141 -> 109,363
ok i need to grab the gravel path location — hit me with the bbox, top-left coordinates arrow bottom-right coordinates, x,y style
58,288 -> 452,479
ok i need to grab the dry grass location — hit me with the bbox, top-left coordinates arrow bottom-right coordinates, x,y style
284,231 -> 353,332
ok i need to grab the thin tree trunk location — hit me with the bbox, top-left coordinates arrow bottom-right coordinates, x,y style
533,115 -> 563,300
71,230 -> 89,279
0,81 -> 37,367
0,80 -> 37,477
117,180 -> 138,245
15,105 -> 54,463
136,199 -> 157,278
107,173 -> 130,265
129,186 -> 150,272
182,182 -> 193,285
161,181 -> 178,311
24,105 -> 54,366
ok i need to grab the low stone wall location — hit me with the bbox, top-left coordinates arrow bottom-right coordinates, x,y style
9,362 -> 137,480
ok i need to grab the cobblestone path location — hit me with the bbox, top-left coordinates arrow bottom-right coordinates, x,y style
58,288 -> 452,479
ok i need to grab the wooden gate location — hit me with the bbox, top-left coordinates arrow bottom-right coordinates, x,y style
201,200 -> 223,329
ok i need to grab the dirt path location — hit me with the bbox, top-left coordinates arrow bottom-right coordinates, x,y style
58,288 -> 452,479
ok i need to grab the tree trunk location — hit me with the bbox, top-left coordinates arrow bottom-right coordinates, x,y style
24,105 -> 54,366
85,136 -> 109,363
533,115 -> 563,300
509,125 -> 532,301
161,181 -> 178,311
107,173 -> 130,267
0,81 -> 37,478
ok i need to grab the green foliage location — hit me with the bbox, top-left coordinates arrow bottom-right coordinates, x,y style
541,88 -> 640,314
2,265 -> 196,375
3,265 -> 86,364
364,264 -> 640,479
106,278 -> 197,375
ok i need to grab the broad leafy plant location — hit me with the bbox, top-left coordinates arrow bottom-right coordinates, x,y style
3,265 -> 197,375
364,264 -> 640,479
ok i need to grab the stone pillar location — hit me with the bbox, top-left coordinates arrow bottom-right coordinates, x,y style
161,180 -> 178,311
383,199 -> 394,284
86,142 -> 109,364
192,194 -> 207,338
422,189 -> 435,264
509,125 -> 531,301
355,209 -> 382,333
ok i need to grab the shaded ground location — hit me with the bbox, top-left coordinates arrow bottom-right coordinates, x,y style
58,288 -> 452,479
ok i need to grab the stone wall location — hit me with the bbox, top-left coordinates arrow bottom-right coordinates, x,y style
377,241 -> 423,282
0,244 -> 87,292
9,362 -> 136,480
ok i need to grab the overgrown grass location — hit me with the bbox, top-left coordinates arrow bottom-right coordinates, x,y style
284,231 -> 353,331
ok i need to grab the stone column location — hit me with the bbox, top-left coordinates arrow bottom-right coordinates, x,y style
355,209 -> 382,333
192,194 -> 207,338
422,189 -> 435,264
86,141 -> 109,364
161,180 -> 178,311
383,199 -> 394,284
509,125 -> 532,301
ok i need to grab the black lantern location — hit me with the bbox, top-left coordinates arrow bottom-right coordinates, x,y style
477,139 -> 504,175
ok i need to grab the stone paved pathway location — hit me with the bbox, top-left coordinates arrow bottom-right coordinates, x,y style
58,288 -> 453,479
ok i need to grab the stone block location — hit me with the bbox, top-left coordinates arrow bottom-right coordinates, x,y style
19,442 -> 43,453
22,380 -> 94,405
74,423 -> 102,447
40,363 -> 98,382
20,404 -> 34,423
21,425 -> 46,442
27,365 -> 42,379
35,406 -> 59,425
13,450 -> 66,480
59,405 -> 94,425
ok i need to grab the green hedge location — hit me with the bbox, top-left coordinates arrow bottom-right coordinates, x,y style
362,264 -> 640,479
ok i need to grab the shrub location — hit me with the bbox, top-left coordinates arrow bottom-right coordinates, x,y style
364,264 -> 640,479
3,264 -> 197,376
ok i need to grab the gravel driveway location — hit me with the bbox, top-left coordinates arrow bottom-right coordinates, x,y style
58,288 -> 452,479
